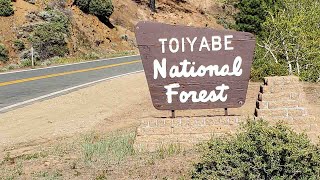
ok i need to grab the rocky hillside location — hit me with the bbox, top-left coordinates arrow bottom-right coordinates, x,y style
0,0 -> 224,68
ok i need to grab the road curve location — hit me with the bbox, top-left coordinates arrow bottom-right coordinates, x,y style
0,55 -> 142,112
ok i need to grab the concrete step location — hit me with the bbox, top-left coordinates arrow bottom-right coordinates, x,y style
264,76 -> 299,86
260,84 -> 303,94
258,92 -> 305,102
255,107 -> 308,118
140,117 -> 244,128
137,124 -> 237,136
255,116 -> 316,125
256,100 -> 300,109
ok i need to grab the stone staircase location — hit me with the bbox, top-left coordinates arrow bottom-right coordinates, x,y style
134,76 -> 318,152
255,76 -> 313,122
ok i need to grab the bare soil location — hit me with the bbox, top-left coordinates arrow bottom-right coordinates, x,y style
0,73 -> 260,153
0,72 -> 258,179
0,73 -> 319,179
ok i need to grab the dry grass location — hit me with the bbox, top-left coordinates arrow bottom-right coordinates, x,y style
0,129 -> 196,179
0,50 -> 137,72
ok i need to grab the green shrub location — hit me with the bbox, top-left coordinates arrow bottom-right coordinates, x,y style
20,49 -> 40,61
216,17 -> 235,29
30,23 -> 69,59
74,0 -> 113,18
0,44 -> 9,63
192,120 -> 320,179
29,10 -> 70,60
89,0 -> 113,18
0,0 -> 14,16
13,39 -> 25,51
6,63 -> 19,70
38,10 -> 70,29
84,52 -> 100,60
74,0 -> 90,13
20,59 -> 33,67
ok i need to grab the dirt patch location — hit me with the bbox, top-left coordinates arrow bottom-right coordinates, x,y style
0,72 -> 260,179
0,130 -> 198,179
0,73 -> 319,179
0,73 -> 259,153
0,73 -> 148,152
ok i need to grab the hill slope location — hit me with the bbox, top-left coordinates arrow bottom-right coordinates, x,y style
0,0 -> 223,67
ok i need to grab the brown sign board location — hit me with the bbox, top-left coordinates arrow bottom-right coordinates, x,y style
135,21 -> 256,110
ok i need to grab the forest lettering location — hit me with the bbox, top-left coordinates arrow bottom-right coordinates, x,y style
153,36 -> 243,104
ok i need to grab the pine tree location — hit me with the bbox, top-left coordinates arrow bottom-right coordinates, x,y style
234,0 -> 282,34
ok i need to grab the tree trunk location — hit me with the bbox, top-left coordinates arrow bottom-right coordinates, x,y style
282,38 -> 292,75
288,62 -> 293,75
149,0 -> 156,12
296,59 -> 300,75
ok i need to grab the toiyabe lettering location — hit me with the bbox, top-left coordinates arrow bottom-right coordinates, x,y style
154,35 -> 243,104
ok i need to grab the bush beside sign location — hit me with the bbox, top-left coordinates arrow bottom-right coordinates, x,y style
135,21 -> 256,110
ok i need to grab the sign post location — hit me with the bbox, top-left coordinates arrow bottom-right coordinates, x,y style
135,21 -> 256,116
171,110 -> 175,118
31,46 -> 34,68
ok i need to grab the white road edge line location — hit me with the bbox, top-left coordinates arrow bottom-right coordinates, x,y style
0,54 -> 140,75
0,70 -> 144,112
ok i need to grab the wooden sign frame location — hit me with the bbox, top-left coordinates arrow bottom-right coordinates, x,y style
135,21 -> 256,111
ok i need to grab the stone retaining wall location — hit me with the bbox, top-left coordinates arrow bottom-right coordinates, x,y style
134,116 -> 244,152
134,76 -> 318,152
255,76 -> 315,122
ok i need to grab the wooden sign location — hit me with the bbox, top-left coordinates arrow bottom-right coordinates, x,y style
135,21 -> 256,110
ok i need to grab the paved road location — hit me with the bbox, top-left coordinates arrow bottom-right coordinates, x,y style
0,55 -> 142,112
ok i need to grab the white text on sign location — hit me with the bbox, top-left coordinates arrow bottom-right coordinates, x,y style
154,35 -> 243,104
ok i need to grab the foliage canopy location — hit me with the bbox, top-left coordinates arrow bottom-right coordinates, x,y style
0,0 -> 13,16
234,0 -> 282,34
254,0 -> 320,82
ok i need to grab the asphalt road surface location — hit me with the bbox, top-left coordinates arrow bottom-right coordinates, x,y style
0,55 -> 142,112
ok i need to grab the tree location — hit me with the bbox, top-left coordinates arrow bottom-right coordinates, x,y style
257,0 -> 320,82
234,0 -> 282,34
